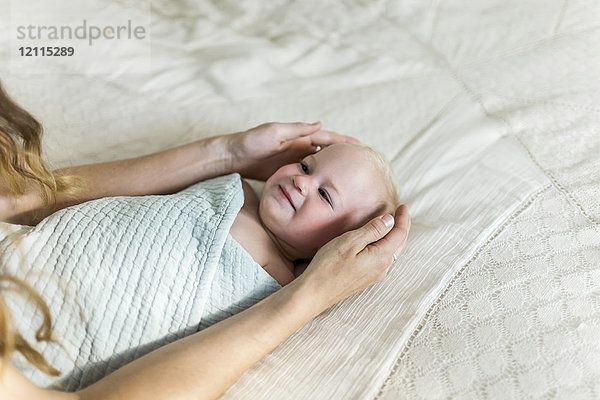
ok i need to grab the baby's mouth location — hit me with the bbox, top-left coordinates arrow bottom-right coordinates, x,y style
278,185 -> 296,210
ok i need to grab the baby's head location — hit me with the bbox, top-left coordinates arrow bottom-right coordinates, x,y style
259,143 -> 399,260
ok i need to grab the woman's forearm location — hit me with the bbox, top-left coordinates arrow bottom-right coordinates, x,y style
6,135 -> 233,225
56,135 -> 232,197
77,275 -> 324,400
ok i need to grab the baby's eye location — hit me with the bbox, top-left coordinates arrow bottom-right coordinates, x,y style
318,188 -> 331,204
300,162 -> 331,206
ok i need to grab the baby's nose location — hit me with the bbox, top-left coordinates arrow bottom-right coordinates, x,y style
293,175 -> 311,195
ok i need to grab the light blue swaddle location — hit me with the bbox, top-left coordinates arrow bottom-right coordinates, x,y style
0,173 -> 282,391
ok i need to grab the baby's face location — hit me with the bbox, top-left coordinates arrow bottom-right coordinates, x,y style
259,143 -> 388,257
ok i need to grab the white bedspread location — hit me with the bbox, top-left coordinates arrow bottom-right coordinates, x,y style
0,0 -> 598,399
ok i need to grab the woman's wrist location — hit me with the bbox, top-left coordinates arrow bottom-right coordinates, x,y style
196,134 -> 236,177
220,131 -> 253,178
281,273 -> 332,320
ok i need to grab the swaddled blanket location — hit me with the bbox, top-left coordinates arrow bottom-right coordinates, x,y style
0,173 -> 282,391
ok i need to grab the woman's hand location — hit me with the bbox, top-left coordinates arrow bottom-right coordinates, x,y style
227,122 -> 360,181
299,204 -> 411,310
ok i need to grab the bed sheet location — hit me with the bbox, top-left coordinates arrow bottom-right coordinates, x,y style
0,0 -> 598,399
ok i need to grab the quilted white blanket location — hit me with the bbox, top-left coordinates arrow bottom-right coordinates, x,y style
1,174 -> 281,390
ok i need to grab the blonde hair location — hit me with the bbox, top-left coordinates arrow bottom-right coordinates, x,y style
0,80 -> 82,376
341,143 -> 400,229
359,145 -> 400,210
0,83 -> 82,208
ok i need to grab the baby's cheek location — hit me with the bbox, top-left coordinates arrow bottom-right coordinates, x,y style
315,221 -> 348,246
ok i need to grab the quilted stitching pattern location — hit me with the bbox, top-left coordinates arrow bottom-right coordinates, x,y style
1,173 -> 281,390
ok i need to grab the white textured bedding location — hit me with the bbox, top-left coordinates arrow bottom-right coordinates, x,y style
1,1 -> 598,399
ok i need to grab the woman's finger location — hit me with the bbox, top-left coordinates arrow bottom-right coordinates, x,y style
276,122 -> 322,140
344,213 -> 396,254
307,130 -> 361,146
368,205 -> 411,258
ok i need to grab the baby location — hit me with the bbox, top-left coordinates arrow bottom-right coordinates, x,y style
230,142 -> 399,286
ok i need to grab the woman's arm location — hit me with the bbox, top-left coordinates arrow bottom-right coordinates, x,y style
77,276 -> 320,400
55,136 -> 232,199
0,276 -> 318,400
2,135 -> 231,226
0,277 -> 313,400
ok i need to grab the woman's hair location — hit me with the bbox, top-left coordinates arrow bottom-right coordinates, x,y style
0,80 -> 82,376
0,82 -> 82,206
0,274 -> 60,376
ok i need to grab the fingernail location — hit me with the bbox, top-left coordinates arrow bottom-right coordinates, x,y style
381,214 -> 394,228
311,121 -> 321,125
